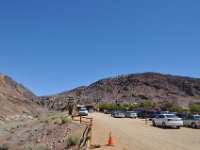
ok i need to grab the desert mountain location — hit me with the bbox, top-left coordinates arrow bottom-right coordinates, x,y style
0,73 -> 40,116
40,72 -> 200,110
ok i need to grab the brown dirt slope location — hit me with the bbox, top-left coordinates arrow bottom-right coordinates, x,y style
0,73 -> 41,116
40,72 -> 200,110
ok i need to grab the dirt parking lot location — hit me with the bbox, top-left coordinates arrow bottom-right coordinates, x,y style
90,112 -> 200,150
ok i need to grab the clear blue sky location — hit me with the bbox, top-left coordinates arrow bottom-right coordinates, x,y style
0,1 -> 200,96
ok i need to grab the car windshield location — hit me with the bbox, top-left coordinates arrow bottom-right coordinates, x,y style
166,115 -> 177,118
127,111 -> 135,113
80,108 -> 87,111
148,111 -> 156,114
194,115 -> 200,119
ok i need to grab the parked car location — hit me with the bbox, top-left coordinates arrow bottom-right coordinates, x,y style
146,110 -> 160,120
111,110 -> 120,117
176,113 -> 189,120
183,115 -> 200,128
125,111 -> 137,118
137,110 -> 148,118
114,111 -> 125,118
137,110 -> 160,119
78,107 -> 88,116
152,114 -> 183,129
160,111 -> 170,114
103,109 -> 112,114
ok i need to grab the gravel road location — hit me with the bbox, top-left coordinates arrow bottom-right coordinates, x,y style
90,112 -> 200,150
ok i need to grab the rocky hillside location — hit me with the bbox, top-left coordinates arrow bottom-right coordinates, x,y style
0,73 -> 41,116
40,72 -> 200,110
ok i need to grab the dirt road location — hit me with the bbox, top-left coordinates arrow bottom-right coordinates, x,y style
90,112 -> 200,150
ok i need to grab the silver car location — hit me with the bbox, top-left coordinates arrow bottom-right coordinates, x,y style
125,111 -> 137,118
78,107 -> 88,116
183,115 -> 200,128
152,114 -> 183,129
114,112 -> 125,118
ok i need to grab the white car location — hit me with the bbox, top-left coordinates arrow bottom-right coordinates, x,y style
78,107 -> 88,116
152,114 -> 183,129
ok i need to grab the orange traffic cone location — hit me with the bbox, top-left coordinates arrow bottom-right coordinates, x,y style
107,131 -> 114,146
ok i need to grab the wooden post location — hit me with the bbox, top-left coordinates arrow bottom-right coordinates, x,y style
90,117 -> 93,146
80,116 -> 82,123
145,117 -> 147,125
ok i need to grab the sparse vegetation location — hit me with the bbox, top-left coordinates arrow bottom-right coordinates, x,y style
67,134 -> 81,147
49,112 -> 71,124
21,144 -> 33,150
99,101 -> 128,111
189,103 -> 200,113
170,104 -> 183,113
0,143 -> 11,150
99,102 -> 116,111
35,144 -> 47,150
139,100 -> 156,107
0,120 -> 4,125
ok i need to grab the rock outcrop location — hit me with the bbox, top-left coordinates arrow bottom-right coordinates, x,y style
40,72 -> 200,110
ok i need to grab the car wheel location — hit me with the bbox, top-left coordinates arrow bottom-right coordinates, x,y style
191,123 -> 197,128
162,122 -> 166,129
176,126 -> 180,129
152,121 -> 156,126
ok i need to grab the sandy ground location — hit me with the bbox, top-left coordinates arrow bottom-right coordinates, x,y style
90,112 -> 200,150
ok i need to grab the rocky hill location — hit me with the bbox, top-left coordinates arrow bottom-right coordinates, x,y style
1,72 -> 200,112
40,72 -> 200,110
0,73 -> 41,116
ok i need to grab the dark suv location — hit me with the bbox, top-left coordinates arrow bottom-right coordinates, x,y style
137,110 -> 147,118
176,113 -> 189,119
137,110 -> 160,119
146,110 -> 160,120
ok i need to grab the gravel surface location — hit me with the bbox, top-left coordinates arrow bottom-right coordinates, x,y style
90,112 -> 200,150
0,112 -> 86,150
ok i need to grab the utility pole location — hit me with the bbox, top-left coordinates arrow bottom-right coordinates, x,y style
68,96 -> 75,115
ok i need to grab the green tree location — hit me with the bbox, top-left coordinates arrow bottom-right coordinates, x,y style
116,103 -> 125,111
189,103 -> 200,113
141,100 -> 156,107
170,104 -> 183,113
99,101 -> 117,111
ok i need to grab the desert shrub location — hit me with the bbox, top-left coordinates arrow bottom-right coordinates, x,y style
128,103 -> 139,110
99,102 -> 116,111
0,143 -> 11,150
60,115 -> 71,124
21,144 -> 33,150
143,100 -> 156,107
67,135 -> 81,147
170,104 -> 183,113
37,114 -> 49,123
189,103 -> 200,113
35,144 -> 47,150
99,101 -> 130,111
123,102 -> 130,107
50,112 -> 71,124
139,100 -> 156,108
0,120 -> 4,125
116,103 -> 125,111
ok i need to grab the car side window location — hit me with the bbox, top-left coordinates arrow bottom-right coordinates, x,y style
160,115 -> 165,118
156,115 -> 161,118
